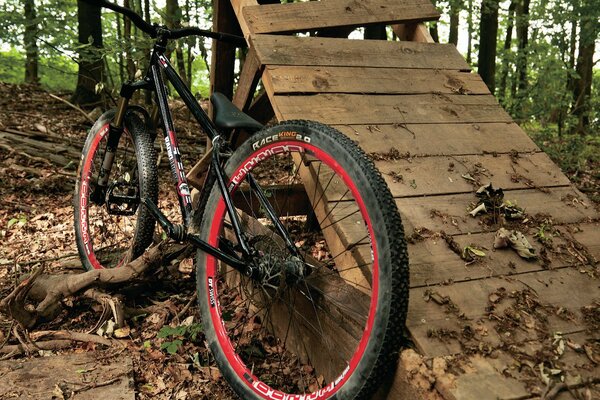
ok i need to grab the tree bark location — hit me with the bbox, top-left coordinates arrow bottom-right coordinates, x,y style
71,0 -> 104,106
478,0 -> 500,92
166,0 -> 188,85
448,0 -> 460,45
514,0 -> 530,108
23,0 -> 39,85
466,0 -> 473,63
123,0 -> 136,80
498,0 -> 516,105
571,1 -> 598,133
365,25 -> 387,40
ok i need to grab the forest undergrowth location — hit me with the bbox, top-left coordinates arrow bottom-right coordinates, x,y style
0,82 -> 598,399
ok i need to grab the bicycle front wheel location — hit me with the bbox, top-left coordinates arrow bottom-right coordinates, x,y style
195,121 -> 409,399
74,110 -> 158,270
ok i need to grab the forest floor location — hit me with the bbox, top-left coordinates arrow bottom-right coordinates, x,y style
0,82 -> 598,399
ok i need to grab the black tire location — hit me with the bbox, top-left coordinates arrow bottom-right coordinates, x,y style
74,109 -> 158,270
195,121 -> 409,399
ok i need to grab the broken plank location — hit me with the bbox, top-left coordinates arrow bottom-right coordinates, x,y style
252,35 -> 470,70
378,152 -> 571,198
265,66 -> 489,95
396,187 -> 597,236
273,93 -> 511,125
243,0 -> 439,35
333,123 -> 539,156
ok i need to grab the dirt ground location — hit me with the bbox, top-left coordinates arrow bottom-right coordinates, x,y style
0,82 -> 599,399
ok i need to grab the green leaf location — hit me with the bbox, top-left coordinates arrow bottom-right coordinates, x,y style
160,340 -> 182,355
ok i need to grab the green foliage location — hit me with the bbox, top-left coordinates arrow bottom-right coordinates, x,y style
523,121 -> 600,173
157,323 -> 203,355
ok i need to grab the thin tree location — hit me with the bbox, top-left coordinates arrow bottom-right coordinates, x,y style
571,0 -> 598,133
72,0 -> 104,106
466,0 -> 474,63
478,0 -> 500,92
448,0 -> 461,45
166,0 -> 187,85
498,0 -> 517,105
24,0 -> 39,85
513,0 -> 530,111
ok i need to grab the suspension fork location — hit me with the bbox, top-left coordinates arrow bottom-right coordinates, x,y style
90,97 -> 128,205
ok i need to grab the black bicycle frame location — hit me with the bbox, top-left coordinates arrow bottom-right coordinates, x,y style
108,40 -> 255,274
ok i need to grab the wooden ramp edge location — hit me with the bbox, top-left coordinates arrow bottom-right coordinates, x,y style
212,1 -> 600,399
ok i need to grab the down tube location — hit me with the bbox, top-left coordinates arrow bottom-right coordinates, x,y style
151,63 -> 193,225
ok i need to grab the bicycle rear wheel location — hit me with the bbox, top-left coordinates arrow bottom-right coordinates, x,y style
74,110 -> 158,270
195,121 -> 409,399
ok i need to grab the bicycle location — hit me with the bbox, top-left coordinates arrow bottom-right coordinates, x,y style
73,1 -> 409,398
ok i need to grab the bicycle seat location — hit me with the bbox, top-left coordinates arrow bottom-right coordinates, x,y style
211,92 -> 263,132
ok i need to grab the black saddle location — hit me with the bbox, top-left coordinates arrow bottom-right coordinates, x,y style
210,92 -> 263,132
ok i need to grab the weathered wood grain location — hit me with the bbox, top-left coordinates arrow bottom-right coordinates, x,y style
252,35 -> 470,70
243,0 -> 439,34
265,66 -> 489,95
274,93 -> 512,125
334,123 -> 539,155
377,152 -> 570,197
396,186 -> 596,235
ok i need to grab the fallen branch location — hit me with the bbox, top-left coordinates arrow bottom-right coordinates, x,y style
48,93 -> 95,123
0,242 -> 188,328
30,330 -> 115,347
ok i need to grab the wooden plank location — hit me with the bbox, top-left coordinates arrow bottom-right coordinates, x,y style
273,93 -> 511,125
377,152 -> 571,198
392,22 -> 435,43
334,123 -> 539,155
265,66 -> 490,95
407,267 -> 599,357
396,187 -> 597,236
243,0 -> 439,35
251,35 -> 470,70
232,46 -> 262,110
229,0 -> 258,38
408,223 -> 599,288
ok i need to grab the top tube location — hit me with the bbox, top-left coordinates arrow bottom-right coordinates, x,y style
81,0 -> 246,47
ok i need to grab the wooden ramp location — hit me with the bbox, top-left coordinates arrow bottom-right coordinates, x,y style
209,1 -> 600,398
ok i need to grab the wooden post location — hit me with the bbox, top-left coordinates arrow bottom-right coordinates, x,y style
209,0 -> 242,114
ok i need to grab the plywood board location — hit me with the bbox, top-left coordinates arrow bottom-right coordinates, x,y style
252,35 -> 470,70
243,0 -> 439,34
265,66 -> 489,95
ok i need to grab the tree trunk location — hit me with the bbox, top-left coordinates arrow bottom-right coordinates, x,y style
478,0 -> 500,92
514,0 -> 530,100
123,0 -> 136,80
166,0 -> 188,85
498,0 -> 516,104
448,0 -> 460,45
466,0 -> 473,63
572,6 -> 598,134
365,25 -> 387,40
71,0 -> 104,106
24,0 -> 39,85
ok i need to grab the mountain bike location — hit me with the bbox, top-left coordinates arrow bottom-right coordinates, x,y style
73,1 -> 409,398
